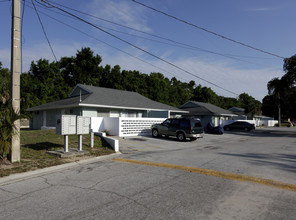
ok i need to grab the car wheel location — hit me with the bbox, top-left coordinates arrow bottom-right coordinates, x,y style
244,127 -> 249,131
152,129 -> 159,137
177,132 -> 186,141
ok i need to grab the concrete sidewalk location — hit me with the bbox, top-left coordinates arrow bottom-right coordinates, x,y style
0,152 -> 121,186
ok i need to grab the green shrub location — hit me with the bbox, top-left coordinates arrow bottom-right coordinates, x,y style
0,101 -> 24,160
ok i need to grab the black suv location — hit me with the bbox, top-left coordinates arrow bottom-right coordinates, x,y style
151,118 -> 204,141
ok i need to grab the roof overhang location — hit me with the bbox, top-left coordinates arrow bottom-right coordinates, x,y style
78,103 -> 188,113
184,112 -> 237,117
27,102 -> 189,114
27,104 -> 79,112
219,113 -> 237,117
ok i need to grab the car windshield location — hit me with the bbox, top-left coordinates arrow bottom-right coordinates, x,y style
162,119 -> 171,126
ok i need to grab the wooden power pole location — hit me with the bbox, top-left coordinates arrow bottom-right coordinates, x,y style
10,0 -> 21,162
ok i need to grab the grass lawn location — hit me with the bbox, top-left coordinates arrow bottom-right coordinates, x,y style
0,129 -> 114,177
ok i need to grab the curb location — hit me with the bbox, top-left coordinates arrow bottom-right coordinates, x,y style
113,158 -> 296,192
0,152 -> 121,186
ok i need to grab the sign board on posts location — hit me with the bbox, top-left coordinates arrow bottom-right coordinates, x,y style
56,115 -> 77,135
77,116 -> 90,134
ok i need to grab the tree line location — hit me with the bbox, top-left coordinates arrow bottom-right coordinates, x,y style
262,54 -> 296,121
1,47 -> 261,116
2,48 -> 295,161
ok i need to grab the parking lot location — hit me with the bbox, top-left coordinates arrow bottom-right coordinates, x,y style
118,126 -> 296,184
1,126 -> 295,219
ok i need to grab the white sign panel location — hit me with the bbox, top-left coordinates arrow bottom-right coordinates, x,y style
56,115 -> 77,135
77,116 -> 90,134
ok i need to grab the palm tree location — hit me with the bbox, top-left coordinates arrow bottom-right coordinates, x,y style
283,55 -> 296,87
267,77 -> 286,127
0,101 -> 24,160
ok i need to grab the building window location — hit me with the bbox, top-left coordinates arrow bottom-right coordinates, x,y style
110,111 -> 119,117
121,112 -> 128,117
128,112 -> 137,118
97,110 -> 109,117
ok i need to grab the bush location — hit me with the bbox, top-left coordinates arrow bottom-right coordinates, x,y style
0,101 -> 24,160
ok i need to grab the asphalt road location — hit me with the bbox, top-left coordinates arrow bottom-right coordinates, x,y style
0,127 -> 296,219
120,127 -> 296,184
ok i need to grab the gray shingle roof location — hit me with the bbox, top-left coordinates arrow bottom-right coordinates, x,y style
27,94 -> 90,111
27,84 -> 185,112
180,101 -> 235,116
228,107 -> 245,112
228,107 -> 245,115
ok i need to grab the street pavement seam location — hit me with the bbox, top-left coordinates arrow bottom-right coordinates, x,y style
112,158 -> 296,192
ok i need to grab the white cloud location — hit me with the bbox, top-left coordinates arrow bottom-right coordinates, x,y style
173,59 -> 283,101
3,39 -> 284,102
0,42 -> 89,72
101,53 -> 284,101
86,0 -> 151,32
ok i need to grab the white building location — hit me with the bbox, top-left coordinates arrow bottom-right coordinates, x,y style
27,84 -> 187,129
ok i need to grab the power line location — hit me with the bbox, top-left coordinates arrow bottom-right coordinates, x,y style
96,26 -> 251,64
26,1 -> 260,90
131,0 -> 285,60
40,0 -> 239,96
32,0 -> 57,61
41,0 -> 271,64
25,2 -> 188,82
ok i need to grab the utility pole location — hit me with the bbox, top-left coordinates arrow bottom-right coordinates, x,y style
10,0 -> 21,162
278,95 -> 281,127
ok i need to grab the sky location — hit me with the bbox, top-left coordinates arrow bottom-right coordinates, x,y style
0,0 -> 295,102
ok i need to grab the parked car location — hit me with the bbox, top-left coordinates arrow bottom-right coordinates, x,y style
204,122 -> 224,135
223,121 -> 255,131
275,121 -> 294,127
151,118 -> 203,141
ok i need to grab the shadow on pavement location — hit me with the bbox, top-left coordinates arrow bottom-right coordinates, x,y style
219,152 -> 296,173
223,127 -> 296,138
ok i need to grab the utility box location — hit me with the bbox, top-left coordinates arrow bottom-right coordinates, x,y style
77,116 -> 90,135
56,115 -> 77,135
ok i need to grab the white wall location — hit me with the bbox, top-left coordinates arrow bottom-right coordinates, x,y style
268,120 -> 278,127
119,118 -> 165,137
96,132 -> 119,152
104,117 -> 120,136
90,117 -> 166,137
257,120 -> 278,127
90,117 -> 104,132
